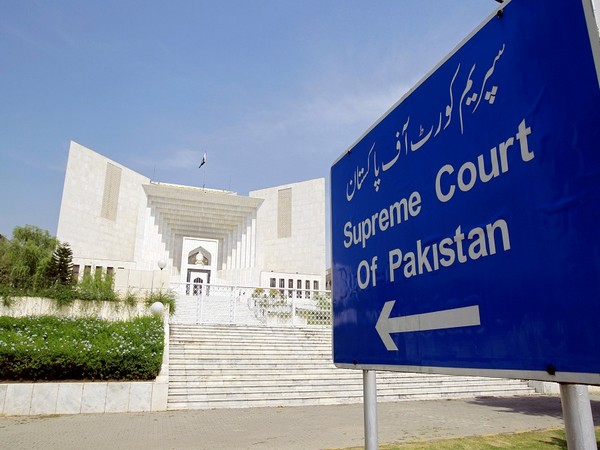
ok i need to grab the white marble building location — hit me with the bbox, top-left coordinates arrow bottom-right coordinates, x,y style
57,141 -> 326,290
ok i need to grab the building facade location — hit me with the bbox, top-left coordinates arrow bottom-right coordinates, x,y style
57,141 -> 326,290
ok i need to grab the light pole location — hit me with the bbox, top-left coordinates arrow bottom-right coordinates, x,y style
154,259 -> 167,291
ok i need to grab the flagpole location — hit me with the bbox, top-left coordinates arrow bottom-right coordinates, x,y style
199,153 -> 207,189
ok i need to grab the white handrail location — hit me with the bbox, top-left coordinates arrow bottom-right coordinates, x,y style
167,282 -> 332,327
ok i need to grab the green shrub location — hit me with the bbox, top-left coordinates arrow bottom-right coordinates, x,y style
0,284 -> 15,307
145,289 -> 176,314
77,272 -> 117,302
1,272 -> 121,306
0,315 -> 164,381
41,283 -> 77,307
122,288 -> 139,307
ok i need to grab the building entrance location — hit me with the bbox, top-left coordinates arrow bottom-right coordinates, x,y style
186,269 -> 210,295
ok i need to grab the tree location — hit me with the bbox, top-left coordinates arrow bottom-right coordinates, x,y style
49,242 -> 74,285
0,225 -> 58,289
0,236 -> 9,285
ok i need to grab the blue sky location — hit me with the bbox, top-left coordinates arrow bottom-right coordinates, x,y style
0,1 -> 499,239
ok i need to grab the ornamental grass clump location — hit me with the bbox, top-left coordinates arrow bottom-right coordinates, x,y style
0,315 -> 164,381
144,289 -> 176,314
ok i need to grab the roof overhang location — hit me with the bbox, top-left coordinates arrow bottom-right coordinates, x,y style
143,182 -> 263,241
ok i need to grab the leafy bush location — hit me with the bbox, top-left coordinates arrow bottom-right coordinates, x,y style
0,315 -> 164,381
145,289 -> 176,314
40,283 -> 78,306
122,288 -> 138,307
77,272 -> 118,302
0,284 -> 16,307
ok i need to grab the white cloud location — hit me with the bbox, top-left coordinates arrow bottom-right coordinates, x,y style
208,80 -> 411,153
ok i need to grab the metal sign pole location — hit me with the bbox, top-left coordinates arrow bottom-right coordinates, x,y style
363,369 -> 378,449
559,384 -> 597,449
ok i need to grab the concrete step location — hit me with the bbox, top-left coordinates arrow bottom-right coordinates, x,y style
167,386 -> 535,410
166,324 -> 536,410
167,382 -> 534,397
167,371 -> 515,383
168,384 -> 533,400
168,347 -> 332,355
169,358 -> 333,365
169,333 -> 330,342
170,326 -> 329,335
167,373 -> 534,386
167,374 -> 533,386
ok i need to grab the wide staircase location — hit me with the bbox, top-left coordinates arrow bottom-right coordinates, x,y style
167,324 -> 536,410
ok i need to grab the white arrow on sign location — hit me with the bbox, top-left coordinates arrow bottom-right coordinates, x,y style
375,300 -> 481,351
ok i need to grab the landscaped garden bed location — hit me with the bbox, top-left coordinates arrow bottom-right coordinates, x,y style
0,315 -> 164,381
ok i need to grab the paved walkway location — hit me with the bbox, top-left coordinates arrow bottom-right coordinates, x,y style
1,395 -> 599,450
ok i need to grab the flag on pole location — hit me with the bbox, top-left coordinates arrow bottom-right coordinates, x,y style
199,153 -> 207,168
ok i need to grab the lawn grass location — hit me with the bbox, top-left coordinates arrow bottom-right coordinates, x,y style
338,427 -> 600,450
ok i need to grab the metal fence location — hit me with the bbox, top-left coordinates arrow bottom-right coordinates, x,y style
169,282 -> 332,327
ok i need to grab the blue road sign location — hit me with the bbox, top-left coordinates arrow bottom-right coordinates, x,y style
331,0 -> 600,384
